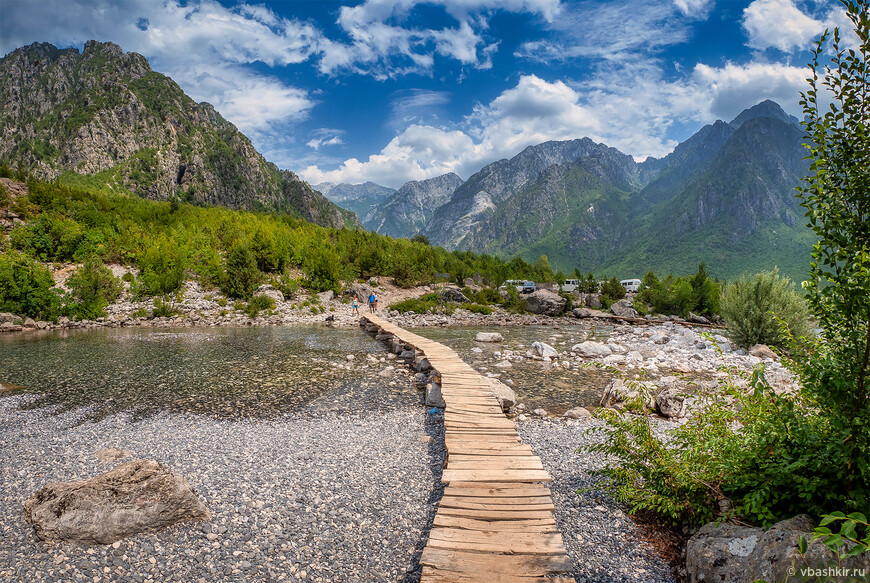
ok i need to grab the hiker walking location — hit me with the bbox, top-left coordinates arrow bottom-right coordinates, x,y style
368,292 -> 376,313
352,295 -> 359,315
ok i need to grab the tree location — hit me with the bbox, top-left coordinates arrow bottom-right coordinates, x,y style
221,243 -> 261,299
65,255 -> 123,319
795,0 -> 870,509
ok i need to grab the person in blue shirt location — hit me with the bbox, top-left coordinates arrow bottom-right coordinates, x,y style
352,295 -> 359,315
368,293 -> 376,313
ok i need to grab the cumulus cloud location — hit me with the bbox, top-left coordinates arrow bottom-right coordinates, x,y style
692,61 -> 807,119
673,0 -> 713,17
306,129 -> 346,150
742,0 -> 827,52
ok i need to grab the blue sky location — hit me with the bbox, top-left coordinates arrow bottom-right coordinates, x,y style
0,0 -> 851,188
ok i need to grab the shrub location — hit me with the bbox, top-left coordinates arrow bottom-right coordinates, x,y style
221,243 -> 261,300
245,295 -> 275,318
600,277 -> 626,302
64,255 -> 123,319
390,293 -> 456,315
466,303 -> 492,315
302,243 -> 341,293
0,249 -> 60,320
271,268 -> 300,299
391,256 -> 416,288
11,213 -> 85,261
150,297 -> 178,318
500,286 -> 526,314
474,287 -> 502,305
719,269 -> 812,349
137,237 -> 187,297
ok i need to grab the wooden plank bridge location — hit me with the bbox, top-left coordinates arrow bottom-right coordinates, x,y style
361,314 -> 574,582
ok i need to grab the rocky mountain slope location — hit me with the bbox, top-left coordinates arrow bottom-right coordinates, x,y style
362,172 -> 463,238
419,101 -> 814,282
312,181 -> 395,220
0,41 -> 359,229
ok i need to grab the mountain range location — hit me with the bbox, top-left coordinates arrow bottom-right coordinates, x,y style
1,40 -> 815,282
0,41 -> 359,229
325,101 -> 814,282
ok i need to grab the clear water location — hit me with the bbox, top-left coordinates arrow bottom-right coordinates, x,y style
0,326 -> 404,421
411,325 -> 616,414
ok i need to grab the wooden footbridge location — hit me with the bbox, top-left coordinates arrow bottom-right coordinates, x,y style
361,314 -> 574,582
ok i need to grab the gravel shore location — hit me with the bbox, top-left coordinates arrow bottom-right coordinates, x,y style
518,416 -> 678,583
0,395 -> 445,583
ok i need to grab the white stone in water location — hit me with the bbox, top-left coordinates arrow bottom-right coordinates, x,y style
345,355 -> 355,361
494,360 -> 512,369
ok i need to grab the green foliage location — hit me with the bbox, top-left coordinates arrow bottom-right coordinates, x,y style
719,269 -> 812,348
410,234 -> 430,246
137,236 -> 187,297
600,277 -> 626,302
221,243 -> 261,300
577,273 -> 599,293
636,265 -> 721,318
810,512 -> 870,559
0,249 -> 60,320
357,246 -> 388,279
0,183 -> 10,207
150,297 -> 178,319
390,293 -> 456,315
64,255 -> 122,319
500,286 -> 527,314
271,268 -> 300,299
302,243 -> 342,293
11,212 -> 85,261
474,287 -> 502,305
796,0 -> 870,514
245,295 -> 275,318
465,304 -> 493,315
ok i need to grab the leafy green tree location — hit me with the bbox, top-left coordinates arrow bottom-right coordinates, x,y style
795,0 -> 870,511
410,233 -> 430,245
137,236 -> 187,296
600,277 -> 626,301
221,243 -> 261,299
0,249 -> 60,320
689,263 -> 720,317
64,255 -> 123,319
302,243 -> 341,293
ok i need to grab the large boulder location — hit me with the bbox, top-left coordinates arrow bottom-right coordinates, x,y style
750,344 -> 778,360
524,290 -> 566,316
571,307 -> 592,318
686,515 -> 870,583
349,283 -> 375,303
582,294 -> 602,309
24,459 -> 211,544
440,287 -> 471,303
475,332 -> 503,343
528,341 -> 559,359
0,312 -> 21,324
610,298 -> 639,319
572,341 -> 612,358
253,284 -> 284,303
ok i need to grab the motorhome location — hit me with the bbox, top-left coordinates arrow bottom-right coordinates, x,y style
501,280 -> 525,292
620,279 -> 642,293
561,279 -> 579,293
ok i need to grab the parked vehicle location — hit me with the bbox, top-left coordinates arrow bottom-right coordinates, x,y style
522,281 -> 536,293
620,279 -> 642,293
561,279 -> 579,293
501,280 -> 525,292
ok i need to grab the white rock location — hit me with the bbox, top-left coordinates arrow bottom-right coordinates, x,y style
475,332 -> 504,343
571,341 -> 613,358
494,360 -> 513,369
529,342 -> 559,359
562,407 -> 592,419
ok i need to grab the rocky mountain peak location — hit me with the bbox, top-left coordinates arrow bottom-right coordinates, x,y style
730,99 -> 800,129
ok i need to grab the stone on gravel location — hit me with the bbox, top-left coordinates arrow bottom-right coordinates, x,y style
571,307 -> 591,318
562,407 -> 591,420
474,332 -> 503,343
440,288 -> 470,303
609,299 -> 638,319
494,360 -> 512,369
749,344 -> 777,360
532,408 -> 548,418
524,290 -> 566,316
94,448 -> 134,463
686,514 -> 870,583
529,341 -> 559,359
24,459 -> 211,544
655,388 -> 685,419
425,383 -> 446,408
253,284 -> 284,303
571,341 -> 612,358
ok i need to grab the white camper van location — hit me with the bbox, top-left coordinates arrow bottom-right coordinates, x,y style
620,279 -> 642,293
561,279 -> 579,293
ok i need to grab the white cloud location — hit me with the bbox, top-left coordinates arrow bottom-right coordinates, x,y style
742,0 -> 827,52
692,61 -> 806,120
673,0 -> 713,17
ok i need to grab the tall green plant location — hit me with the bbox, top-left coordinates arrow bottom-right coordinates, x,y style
796,0 -> 870,510
64,255 -> 122,319
719,269 -> 812,349
221,243 -> 261,299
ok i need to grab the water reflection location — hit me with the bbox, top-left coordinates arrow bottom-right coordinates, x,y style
0,326 -> 393,422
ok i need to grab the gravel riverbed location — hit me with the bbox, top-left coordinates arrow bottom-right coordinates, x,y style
518,417 -> 678,583
0,396 -> 445,583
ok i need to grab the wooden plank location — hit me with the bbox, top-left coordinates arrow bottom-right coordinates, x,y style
440,494 -> 554,506
432,515 -> 558,532
436,507 -> 556,521
443,485 -> 551,498
441,469 -> 552,483
439,500 -> 555,512
421,549 -> 571,575
427,528 -> 566,555
421,566 -> 571,582
446,459 -> 545,471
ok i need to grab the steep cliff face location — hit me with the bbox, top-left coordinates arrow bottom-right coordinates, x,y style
418,101 -> 814,281
0,41 -> 359,229
363,172 -> 463,238
421,138 -> 629,248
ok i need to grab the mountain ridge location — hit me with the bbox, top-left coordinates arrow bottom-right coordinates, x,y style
0,40 -> 360,229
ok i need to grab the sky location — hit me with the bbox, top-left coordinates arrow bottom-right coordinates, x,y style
0,0 -> 852,188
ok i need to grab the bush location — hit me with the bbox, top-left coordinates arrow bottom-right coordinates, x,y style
64,255 -> 122,319
466,304 -> 493,315
245,295 -> 275,318
0,249 -> 60,320
474,287 -> 502,305
221,243 -> 261,300
600,277 -> 626,302
137,237 -> 187,297
719,269 -> 812,349
390,293 -> 456,315
150,297 -> 178,318
500,286 -> 526,313
271,268 -> 300,299
302,243 -> 341,293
